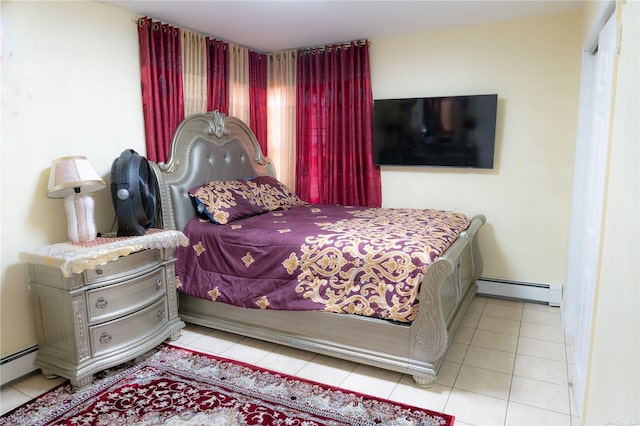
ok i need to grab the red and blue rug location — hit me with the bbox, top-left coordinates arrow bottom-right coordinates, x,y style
1,344 -> 454,425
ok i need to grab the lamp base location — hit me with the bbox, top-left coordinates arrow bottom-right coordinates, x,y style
64,194 -> 98,243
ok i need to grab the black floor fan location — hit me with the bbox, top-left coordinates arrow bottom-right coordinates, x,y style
110,149 -> 157,237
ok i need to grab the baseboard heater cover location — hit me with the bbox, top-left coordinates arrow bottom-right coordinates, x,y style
476,278 -> 562,306
1,346 -> 38,386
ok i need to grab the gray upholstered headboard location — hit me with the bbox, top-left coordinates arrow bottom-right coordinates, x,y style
150,111 -> 273,231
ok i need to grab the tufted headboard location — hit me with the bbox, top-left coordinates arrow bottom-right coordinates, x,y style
150,111 -> 274,232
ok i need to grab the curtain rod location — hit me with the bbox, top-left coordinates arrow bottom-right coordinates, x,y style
135,18 -> 369,54
297,40 -> 370,54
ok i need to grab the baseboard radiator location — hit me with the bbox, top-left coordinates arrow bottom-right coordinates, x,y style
1,345 -> 38,386
476,278 -> 562,306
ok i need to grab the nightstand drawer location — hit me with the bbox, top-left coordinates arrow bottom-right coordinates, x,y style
85,249 -> 161,284
86,267 -> 165,323
90,298 -> 167,357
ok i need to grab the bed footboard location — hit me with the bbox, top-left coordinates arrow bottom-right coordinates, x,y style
409,214 -> 485,386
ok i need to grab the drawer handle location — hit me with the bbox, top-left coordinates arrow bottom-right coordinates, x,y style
95,297 -> 108,309
95,268 -> 103,275
99,332 -> 112,344
157,307 -> 165,319
155,277 -> 162,290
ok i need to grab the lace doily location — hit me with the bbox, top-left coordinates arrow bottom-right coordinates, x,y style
20,229 -> 189,277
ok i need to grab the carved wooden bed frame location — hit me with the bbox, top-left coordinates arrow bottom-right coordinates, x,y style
151,111 -> 486,386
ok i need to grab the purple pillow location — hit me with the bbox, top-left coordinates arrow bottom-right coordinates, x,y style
189,180 -> 266,224
245,176 -> 308,211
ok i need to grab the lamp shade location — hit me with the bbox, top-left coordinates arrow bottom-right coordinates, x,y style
47,156 -> 106,198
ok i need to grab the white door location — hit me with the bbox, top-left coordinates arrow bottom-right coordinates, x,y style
563,11 -> 616,417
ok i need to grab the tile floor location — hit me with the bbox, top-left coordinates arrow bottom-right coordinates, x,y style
1,296 -> 578,425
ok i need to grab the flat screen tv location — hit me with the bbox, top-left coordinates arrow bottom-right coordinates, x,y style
373,94 -> 498,169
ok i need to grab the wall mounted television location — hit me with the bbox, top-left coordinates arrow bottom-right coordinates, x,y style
373,94 -> 498,169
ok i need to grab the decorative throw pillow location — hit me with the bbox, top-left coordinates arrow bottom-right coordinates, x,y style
245,176 -> 308,211
189,180 -> 266,224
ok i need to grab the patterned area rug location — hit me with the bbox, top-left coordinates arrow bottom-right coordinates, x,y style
0,345 -> 454,425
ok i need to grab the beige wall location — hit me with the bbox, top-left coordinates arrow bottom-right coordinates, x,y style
369,13 -> 583,284
1,1 -> 145,356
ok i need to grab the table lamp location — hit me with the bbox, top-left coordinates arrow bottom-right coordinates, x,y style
47,156 -> 106,243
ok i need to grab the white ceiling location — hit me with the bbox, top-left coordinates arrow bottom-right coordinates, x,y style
103,0 -> 584,52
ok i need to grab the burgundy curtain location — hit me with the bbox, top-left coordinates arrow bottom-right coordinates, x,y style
207,39 -> 229,115
295,41 -> 381,207
249,51 -> 268,155
137,18 -> 184,163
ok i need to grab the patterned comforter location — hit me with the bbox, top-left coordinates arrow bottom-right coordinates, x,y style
175,205 -> 470,323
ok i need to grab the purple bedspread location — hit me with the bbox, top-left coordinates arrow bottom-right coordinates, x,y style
175,205 -> 470,323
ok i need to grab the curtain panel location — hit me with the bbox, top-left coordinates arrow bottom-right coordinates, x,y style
137,18 -> 185,163
229,45 -> 250,124
295,41 -> 381,207
267,51 -> 297,189
249,51 -> 268,155
181,30 -> 208,116
207,39 -> 229,114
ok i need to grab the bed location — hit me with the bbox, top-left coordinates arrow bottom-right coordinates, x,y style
151,110 -> 486,386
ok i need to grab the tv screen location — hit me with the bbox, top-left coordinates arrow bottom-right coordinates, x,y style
373,94 -> 498,168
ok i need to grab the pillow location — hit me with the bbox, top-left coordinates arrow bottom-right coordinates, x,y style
189,180 -> 266,224
245,176 -> 308,211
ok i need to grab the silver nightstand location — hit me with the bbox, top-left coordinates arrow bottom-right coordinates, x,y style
20,229 -> 188,389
